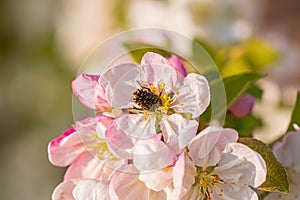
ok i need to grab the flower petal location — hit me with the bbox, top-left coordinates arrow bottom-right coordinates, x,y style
211,183 -> 258,200
174,73 -> 210,118
75,115 -> 114,142
140,63 -> 179,90
172,153 -> 196,199
99,63 -> 140,108
64,151 -> 108,181
188,126 -> 238,168
72,180 -> 110,200
105,114 -> 156,159
133,134 -> 177,171
48,128 -> 85,167
167,55 -> 187,77
215,143 -> 266,187
139,167 -> 173,192
109,165 -> 151,200
141,52 -> 169,66
272,130 -> 300,168
52,179 -> 79,200
160,114 -> 198,154
141,52 -> 185,85
72,74 -> 110,110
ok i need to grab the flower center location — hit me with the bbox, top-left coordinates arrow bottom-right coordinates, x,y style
131,82 -> 176,114
194,167 -> 225,199
132,87 -> 162,112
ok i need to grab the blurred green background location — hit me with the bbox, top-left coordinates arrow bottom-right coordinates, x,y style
0,0 -> 299,199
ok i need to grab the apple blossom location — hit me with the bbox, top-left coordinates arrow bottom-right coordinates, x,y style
101,52 -> 210,161
165,126 -> 266,200
264,129 -> 300,200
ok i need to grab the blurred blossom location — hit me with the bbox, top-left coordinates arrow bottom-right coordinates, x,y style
229,94 -> 255,118
127,0 -> 195,36
264,130 -> 300,200
55,0 -> 115,66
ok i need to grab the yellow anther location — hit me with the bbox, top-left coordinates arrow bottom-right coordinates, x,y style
159,82 -> 165,89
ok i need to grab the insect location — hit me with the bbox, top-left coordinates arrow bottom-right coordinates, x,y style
131,87 -> 162,112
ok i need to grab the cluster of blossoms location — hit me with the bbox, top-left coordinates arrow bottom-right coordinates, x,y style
48,52 -> 267,200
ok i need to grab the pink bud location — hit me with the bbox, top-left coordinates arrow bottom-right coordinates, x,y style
229,94 -> 255,118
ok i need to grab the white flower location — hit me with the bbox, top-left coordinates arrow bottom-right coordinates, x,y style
166,126 -> 266,200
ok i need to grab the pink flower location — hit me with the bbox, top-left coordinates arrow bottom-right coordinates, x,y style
166,126 -> 266,200
101,52 -> 210,162
48,115 -> 124,199
229,94 -> 255,118
72,74 -> 111,111
264,129 -> 300,200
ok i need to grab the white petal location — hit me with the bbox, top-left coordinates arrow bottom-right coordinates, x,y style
215,143 -> 266,187
72,180 -> 110,200
99,63 -> 140,108
140,63 -> 179,90
273,130 -> 300,168
174,73 -> 210,118
139,167 -> 173,191
105,114 -> 156,159
133,135 -> 177,171
141,52 -> 169,66
160,114 -> 198,154
188,126 -> 238,168
211,183 -> 258,200
52,179 -> 79,200
109,165 -> 151,200
115,114 -> 157,137
172,153 -> 197,199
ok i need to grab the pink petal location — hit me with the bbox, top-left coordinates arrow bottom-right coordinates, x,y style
48,128 -> 85,167
172,153 -> 196,199
72,74 -> 110,110
133,134 -> 177,171
160,114 -> 198,154
188,126 -> 238,168
141,52 -> 185,85
174,73 -> 210,118
140,63 -> 179,90
72,179 -> 110,200
139,167 -> 173,192
216,143 -> 266,187
75,115 -> 114,142
105,119 -> 135,159
167,55 -> 187,77
99,63 -> 140,108
109,165 -> 151,200
105,114 -> 156,159
52,179 -> 79,200
141,52 -> 169,66
64,151 -> 107,181
229,94 -> 255,118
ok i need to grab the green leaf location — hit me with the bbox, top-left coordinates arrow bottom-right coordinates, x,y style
287,92 -> 300,132
224,114 -> 262,138
238,138 -> 289,193
224,73 -> 262,107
